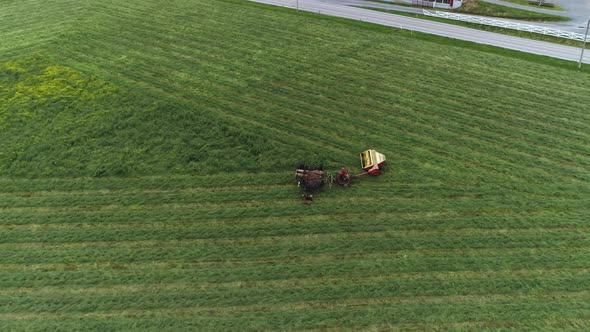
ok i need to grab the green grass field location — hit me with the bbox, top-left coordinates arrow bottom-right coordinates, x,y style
2,0 -> 590,330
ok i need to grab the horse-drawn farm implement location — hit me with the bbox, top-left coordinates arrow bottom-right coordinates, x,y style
295,149 -> 386,204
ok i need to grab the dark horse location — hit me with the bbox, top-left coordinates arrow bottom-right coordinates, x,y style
295,165 -> 326,203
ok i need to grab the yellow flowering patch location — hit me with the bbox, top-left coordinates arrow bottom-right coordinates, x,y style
0,57 -> 130,177
3,61 -> 117,109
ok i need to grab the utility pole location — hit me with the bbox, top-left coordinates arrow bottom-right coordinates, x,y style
579,19 -> 590,69
296,0 -> 299,10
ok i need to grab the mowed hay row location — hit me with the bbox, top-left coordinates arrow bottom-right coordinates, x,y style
0,175 -> 589,330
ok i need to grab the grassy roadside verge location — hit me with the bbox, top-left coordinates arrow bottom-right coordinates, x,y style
500,0 -> 565,11
456,0 -> 568,20
366,0 -> 569,21
357,6 -> 585,49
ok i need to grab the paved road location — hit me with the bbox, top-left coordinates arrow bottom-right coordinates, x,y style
252,0 -> 590,64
